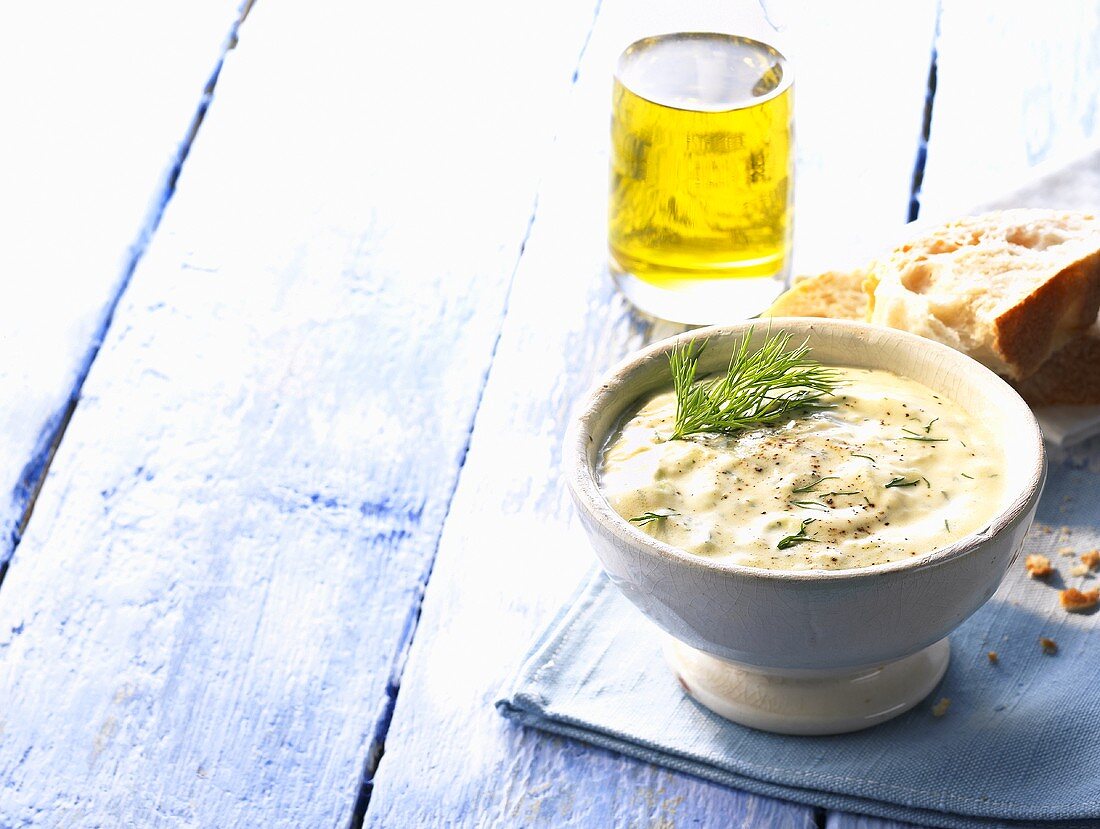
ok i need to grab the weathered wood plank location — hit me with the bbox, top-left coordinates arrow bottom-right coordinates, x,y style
786,2 -> 938,274
918,0 -> 1100,220
0,1 -> 598,826
365,2 -> 936,826
0,0 -> 245,561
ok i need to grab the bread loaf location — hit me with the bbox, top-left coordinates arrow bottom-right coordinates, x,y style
865,209 -> 1100,380
761,269 -> 868,320
762,211 -> 1100,406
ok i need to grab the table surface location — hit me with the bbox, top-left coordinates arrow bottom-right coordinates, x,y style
1,2 -> 1098,827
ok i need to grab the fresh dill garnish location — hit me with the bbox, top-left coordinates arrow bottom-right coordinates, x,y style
885,477 -> 920,488
944,519 -> 951,532
852,453 -> 876,463
777,518 -> 820,549
629,510 -> 677,526
924,417 -> 939,433
790,500 -> 829,511
900,435 -> 948,443
960,472 -> 974,480
667,331 -> 838,441
819,490 -> 860,499
921,477 -> 931,488
901,427 -> 924,437
792,475 -> 839,494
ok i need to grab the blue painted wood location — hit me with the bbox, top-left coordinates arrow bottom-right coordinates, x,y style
364,2 -> 938,827
8,1 -> 1088,826
0,0 -> 246,562
919,1 -> 1100,220
0,0 -> 601,826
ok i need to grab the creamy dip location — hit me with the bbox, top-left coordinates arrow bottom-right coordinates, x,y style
599,367 -> 1004,570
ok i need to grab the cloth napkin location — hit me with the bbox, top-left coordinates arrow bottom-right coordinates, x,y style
498,456 -> 1100,829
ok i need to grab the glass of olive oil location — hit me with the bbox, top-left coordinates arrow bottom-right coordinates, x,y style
609,32 -> 793,323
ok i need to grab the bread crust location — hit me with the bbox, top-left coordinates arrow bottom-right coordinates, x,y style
1013,318 -> 1100,405
993,248 -> 1100,378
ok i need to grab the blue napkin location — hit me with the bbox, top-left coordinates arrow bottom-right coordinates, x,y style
498,459 -> 1100,829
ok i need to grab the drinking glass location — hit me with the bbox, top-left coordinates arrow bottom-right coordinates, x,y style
609,31 -> 793,323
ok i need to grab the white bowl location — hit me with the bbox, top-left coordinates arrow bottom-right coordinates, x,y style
564,319 -> 1046,735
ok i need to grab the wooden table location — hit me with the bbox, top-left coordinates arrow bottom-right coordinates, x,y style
2,2 -> 1098,826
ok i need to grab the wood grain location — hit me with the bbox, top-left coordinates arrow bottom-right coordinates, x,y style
0,0 -> 245,562
0,0 -> 597,825
919,0 -> 1100,220
365,1 -> 937,826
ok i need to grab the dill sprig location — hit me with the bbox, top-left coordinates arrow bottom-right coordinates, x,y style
886,477 -> 920,488
777,518 -> 820,549
790,500 -> 830,511
668,332 -> 838,441
629,510 -> 677,526
792,475 -> 838,494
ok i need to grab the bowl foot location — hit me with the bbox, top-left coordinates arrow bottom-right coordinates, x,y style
665,637 -> 950,735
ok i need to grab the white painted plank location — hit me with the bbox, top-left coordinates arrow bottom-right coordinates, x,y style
0,0 -> 245,560
0,1 -> 598,826
365,2 -> 936,826
787,1 -> 938,274
919,0 -> 1100,220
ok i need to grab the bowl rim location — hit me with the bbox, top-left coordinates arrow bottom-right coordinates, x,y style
563,318 -> 1047,583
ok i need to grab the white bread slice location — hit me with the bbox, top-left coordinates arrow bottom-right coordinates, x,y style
762,269 -> 869,320
865,209 -> 1100,380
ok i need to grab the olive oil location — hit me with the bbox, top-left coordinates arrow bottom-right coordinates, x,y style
609,33 -> 793,321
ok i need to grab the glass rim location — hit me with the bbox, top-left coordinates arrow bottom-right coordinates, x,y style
615,31 -> 794,114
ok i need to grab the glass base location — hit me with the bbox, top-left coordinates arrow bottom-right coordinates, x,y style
612,266 -> 786,325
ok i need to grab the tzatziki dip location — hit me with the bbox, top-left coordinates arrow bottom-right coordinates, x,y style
599,367 -> 1004,570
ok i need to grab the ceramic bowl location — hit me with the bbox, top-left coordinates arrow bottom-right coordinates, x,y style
563,319 -> 1046,735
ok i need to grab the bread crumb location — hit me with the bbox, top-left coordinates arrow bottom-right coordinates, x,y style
1025,554 -> 1054,578
1082,549 -> 1100,570
931,697 -> 951,717
1071,563 -> 1090,577
1060,587 -> 1100,613
987,651 -> 998,664
1058,546 -> 1075,557
1040,637 -> 1058,655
